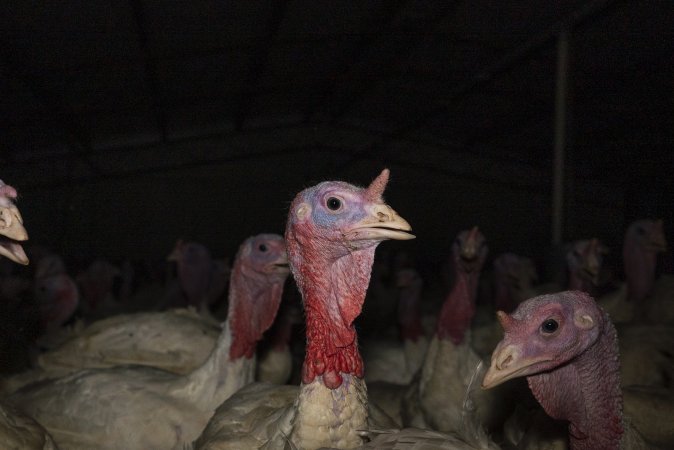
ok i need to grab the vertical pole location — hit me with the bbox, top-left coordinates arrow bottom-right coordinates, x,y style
552,29 -> 569,246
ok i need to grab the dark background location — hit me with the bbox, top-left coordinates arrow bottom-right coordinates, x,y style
1,0 -> 672,273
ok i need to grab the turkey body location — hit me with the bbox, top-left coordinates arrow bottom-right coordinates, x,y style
0,402 -> 59,450
9,324 -> 251,450
8,234 -> 289,450
1,308 -> 220,395
0,179 -> 60,449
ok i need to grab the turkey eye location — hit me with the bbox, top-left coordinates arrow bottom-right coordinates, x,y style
326,197 -> 342,211
258,244 -> 268,252
541,319 -> 559,333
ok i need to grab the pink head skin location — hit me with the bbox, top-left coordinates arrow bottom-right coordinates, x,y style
35,273 -> 79,330
566,238 -> 606,293
493,253 -> 538,313
227,234 -> 290,360
623,219 -> 667,303
396,268 -> 424,341
285,169 -> 414,389
483,291 -> 624,450
168,240 -> 213,307
76,260 -> 120,310
0,180 -> 29,265
437,227 -> 488,343
35,254 -> 67,279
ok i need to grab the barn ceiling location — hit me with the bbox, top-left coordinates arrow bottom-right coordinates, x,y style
0,0 -> 672,204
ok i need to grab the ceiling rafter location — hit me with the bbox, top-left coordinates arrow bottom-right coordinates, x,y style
129,0 -> 168,142
331,0 -> 622,173
380,0 -> 621,145
233,0 -> 291,132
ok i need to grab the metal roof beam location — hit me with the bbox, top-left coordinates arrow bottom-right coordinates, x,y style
383,0 -> 621,143
331,0 -> 621,174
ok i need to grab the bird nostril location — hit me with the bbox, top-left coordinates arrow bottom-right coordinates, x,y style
499,354 -> 512,370
376,211 -> 391,222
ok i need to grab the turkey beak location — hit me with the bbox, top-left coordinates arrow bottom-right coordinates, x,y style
0,206 -> 28,241
346,204 -> 415,241
583,258 -> 601,284
460,245 -> 477,261
167,248 -> 180,262
270,252 -> 290,274
482,343 -> 551,389
0,206 -> 29,265
650,237 -> 668,252
0,240 -> 29,265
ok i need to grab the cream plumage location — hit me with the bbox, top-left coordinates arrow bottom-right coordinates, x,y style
8,234 -> 289,450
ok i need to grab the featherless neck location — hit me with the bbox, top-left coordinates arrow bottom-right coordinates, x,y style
398,285 -> 424,341
624,245 -> 657,303
228,268 -> 285,360
527,313 -> 624,450
294,247 -> 375,389
436,268 -> 479,343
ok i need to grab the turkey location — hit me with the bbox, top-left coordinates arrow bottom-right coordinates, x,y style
482,290 -> 650,449
167,240 -> 229,317
599,219 -> 668,323
595,220 -> 674,389
0,182 -> 28,266
2,245 -> 241,394
399,227 -> 509,434
76,259 -> 121,320
193,169 -> 499,450
0,308 -> 221,396
475,239 -> 607,359
192,169 -> 421,449
256,302 -> 301,385
0,180 -> 59,449
564,238 -> 607,295
33,255 -> 79,345
362,267 -> 428,385
8,233 -> 289,449
492,253 -> 538,314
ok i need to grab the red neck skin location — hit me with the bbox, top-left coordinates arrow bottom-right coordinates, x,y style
398,283 -> 424,342
527,313 -> 624,450
41,277 -> 78,328
178,261 -> 212,307
228,264 -> 285,360
288,240 -> 373,390
623,240 -> 657,303
437,265 -> 480,344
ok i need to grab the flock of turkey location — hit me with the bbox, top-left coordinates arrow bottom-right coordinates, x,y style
0,170 -> 672,450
